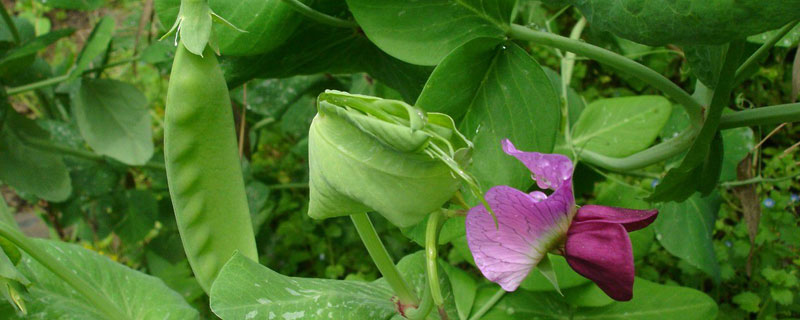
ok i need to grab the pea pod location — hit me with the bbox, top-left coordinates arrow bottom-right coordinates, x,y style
164,43 -> 257,292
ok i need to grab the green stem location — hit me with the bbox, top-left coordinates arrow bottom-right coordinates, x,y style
734,20 -> 799,84
405,280 -> 434,320
719,103 -> 800,129
0,222 -> 129,320
577,124 -> 700,171
468,287 -> 506,320
6,74 -> 69,95
509,23 -> 704,127
720,172 -> 800,188
562,17 -> 586,162
1,3 -> 19,44
6,56 -> 142,95
425,210 -> 446,315
20,136 -> 166,171
351,213 -> 418,306
279,0 -> 357,28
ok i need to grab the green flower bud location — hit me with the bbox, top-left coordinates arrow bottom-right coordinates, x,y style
308,90 -> 476,227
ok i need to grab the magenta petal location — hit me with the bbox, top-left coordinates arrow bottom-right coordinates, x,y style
564,221 -> 634,301
575,205 -> 658,232
466,186 -> 573,291
501,139 -> 573,190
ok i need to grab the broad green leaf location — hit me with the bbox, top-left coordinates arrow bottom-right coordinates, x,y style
0,113 -> 72,202
71,17 -> 114,78
14,238 -> 198,319
519,254 -> 589,291
684,45 -> 726,88
210,253 -> 395,320
115,190 -> 157,246
655,193 -> 721,282
572,278 -> 718,319
36,0 -> 104,10
222,6 -> 431,103
566,0 -> 800,46
72,79 -> 154,165
155,0 -> 309,56
211,251 -> 456,319
562,283 -> 614,308
441,263 -> 476,320
476,278 -> 716,319
346,0 -> 515,65
417,39 -> 560,193
571,96 -> 672,158
472,285 -> 570,319
720,127 -> 754,182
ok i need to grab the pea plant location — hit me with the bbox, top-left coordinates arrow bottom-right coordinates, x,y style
1,0 -> 799,319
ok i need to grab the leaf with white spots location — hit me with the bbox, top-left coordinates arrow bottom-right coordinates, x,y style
15,239 -> 198,319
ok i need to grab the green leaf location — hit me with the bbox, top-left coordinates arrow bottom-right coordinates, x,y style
417,39 -> 560,193
572,278 -> 718,319
732,291 -> 760,313
155,0 -> 306,56
519,254 -> 589,291
114,190 -> 157,246
684,45 -> 726,88
72,78 -> 154,165
71,17 -> 114,78
562,283 -> 614,308
211,251 -> 457,319
655,193 -> 721,282
536,254 -> 562,295
566,0 -> 800,46
0,113 -> 72,202
0,28 -> 74,72
770,288 -> 794,306
17,239 -> 198,319
441,263 -> 476,320
720,127 -> 754,182
571,96 -> 672,158
222,10 -> 431,103
472,285 -> 569,319
36,0 -> 104,10
346,0 -> 515,65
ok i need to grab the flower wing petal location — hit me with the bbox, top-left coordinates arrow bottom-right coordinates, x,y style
575,205 -> 658,232
501,139 -> 573,190
466,185 -> 572,291
565,221 -> 634,301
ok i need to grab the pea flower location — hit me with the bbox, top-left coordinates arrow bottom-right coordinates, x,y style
465,139 -> 658,301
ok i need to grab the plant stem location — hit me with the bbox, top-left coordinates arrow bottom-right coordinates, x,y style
20,136 -> 166,171
0,3 -> 19,44
468,286 -> 506,320
734,20 -> 799,84
267,182 -> 309,189
719,172 -> 800,188
509,23 -> 704,127
0,222 -> 129,320
719,103 -> 800,129
425,210 -> 446,316
577,124 -> 700,171
561,17 -> 586,162
6,74 -> 69,95
6,56 -> 142,95
279,0 -> 357,28
351,213 -> 418,306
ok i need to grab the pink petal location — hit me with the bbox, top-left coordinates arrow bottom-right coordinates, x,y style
501,139 -> 573,190
466,185 -> 574,291
575,205 -> 658,232
564,221 -> 634,301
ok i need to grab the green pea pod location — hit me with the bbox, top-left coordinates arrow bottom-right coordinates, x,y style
164,43 -> 257,293
308,91 -> 479,228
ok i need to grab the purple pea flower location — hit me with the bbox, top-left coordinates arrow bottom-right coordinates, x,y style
465,139 -> 658,301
